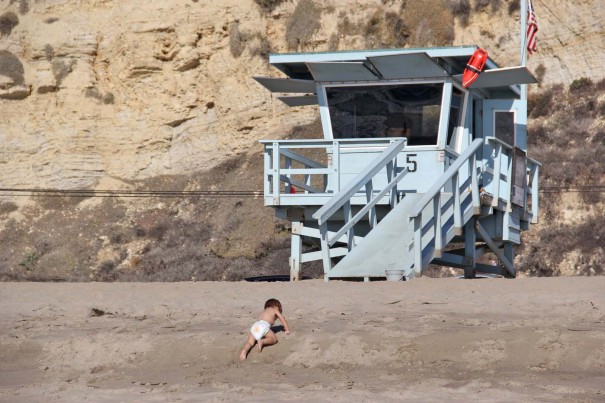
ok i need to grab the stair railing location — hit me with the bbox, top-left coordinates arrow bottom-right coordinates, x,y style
408,138 -> 483,276
312,138 -> 409,272
485,136 -> 541,221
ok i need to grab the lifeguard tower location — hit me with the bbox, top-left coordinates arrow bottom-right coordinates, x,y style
255,45 -> 540,281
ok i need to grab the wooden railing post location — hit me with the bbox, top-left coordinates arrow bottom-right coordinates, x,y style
453,171 -> 462,235
264,148 -> 271,198
365,181 -> 377,228
470,153 -> 480,213
343,200 -> 355,251
272,142 -> 280,205
492,143 -> 502,206
531,164 -> 540,223
433,192 -> 442,257
319,222 -> 332,281
332,141 -> 340,192
284,156 -> 292,194
413,217 -> 422,277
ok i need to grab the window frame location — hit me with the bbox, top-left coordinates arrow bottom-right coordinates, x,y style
317,79 -> 451,148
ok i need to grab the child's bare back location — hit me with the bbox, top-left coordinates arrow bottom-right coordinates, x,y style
240,298 -> 290,360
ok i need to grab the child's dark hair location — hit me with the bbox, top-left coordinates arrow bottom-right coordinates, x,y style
264,298 -> 282,313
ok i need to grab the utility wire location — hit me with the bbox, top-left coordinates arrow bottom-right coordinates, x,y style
0,188 -> 263,198
536,0 -> 605,51
0,186 -> 604,198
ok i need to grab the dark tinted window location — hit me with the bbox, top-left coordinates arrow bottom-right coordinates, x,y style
326,84 -> 443,145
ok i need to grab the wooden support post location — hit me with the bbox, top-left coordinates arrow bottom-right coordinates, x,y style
319,222 -> 332,282
464,218 -> 477,279
503,242 -> 515,277
290,222 -> 302,281
475,221 -> 515,278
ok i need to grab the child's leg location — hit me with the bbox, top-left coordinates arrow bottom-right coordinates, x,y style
258,329 -> 278,352
240,333 -> 256,360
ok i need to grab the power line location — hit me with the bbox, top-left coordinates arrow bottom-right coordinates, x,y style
0,188 -> 263,198
0,186 -> 604,199
536,0 -> 605,51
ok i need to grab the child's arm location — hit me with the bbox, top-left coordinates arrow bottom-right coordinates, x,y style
276,311 -> 290,335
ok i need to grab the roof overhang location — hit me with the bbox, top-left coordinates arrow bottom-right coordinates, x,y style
256,46 -> 532,105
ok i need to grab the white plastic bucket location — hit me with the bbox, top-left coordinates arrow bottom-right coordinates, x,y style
385,270 -> 404,281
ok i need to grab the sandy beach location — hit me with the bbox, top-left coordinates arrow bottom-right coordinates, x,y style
1,277 -> 604,401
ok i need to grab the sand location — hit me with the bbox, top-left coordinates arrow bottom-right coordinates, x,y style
1,277 -> 605,401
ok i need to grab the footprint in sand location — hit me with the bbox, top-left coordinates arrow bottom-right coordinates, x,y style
462,339 -> 506,370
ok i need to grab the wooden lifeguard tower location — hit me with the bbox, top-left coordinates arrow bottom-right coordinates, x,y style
255,44 -> 541,281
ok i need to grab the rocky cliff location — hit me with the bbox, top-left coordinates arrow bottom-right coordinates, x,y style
1,0 -> 603,189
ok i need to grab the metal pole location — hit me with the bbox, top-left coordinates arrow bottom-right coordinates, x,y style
520,0 -> 528,100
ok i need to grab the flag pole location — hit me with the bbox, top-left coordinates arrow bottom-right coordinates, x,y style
520,0 -> 528,100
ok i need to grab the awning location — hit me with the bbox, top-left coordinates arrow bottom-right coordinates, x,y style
306,62 -> 379,82
277,95 -> 318,107
367,52 -> 448,79
252,76 -> 316,93
454,66 -> 537,89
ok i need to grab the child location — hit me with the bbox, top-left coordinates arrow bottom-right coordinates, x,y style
240,298 -> 290,360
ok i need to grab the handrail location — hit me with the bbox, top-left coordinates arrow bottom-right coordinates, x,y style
259,138 -> 397,146
526,155 -> 542,167
280,148 -> 326,169
327,166 -> 408,247
485,136 -> 513,151
312,139 -> 406,224
409,139 -> 482,218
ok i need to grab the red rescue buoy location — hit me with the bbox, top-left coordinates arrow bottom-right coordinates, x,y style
462,48 -> 488,88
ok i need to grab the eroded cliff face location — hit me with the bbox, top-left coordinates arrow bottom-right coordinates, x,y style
1,0 -> 603,189
0,0 -> 314,189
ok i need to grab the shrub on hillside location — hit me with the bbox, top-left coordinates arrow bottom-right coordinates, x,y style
528,84 -> 563,118
0,12 -> 18,36
254,0 -> 285,12
285,0 -> 321,50
401,0 -> 455,47
0,202 -> 18,216
229,23 -> 244,58
569,77 -> 593,95
337,11 -> 357,36
474,0 -> 501,12
0,50 -> 25,85
18,0 -> 29,15
449,0 -> 470,26
51,59 -> 75,87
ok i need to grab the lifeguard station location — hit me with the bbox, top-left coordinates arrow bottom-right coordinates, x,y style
255,45 -> 540,281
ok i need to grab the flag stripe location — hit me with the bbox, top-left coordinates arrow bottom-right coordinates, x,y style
526,0 -> 538,55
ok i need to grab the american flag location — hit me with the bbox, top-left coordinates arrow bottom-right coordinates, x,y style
526,0 -> 538,55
